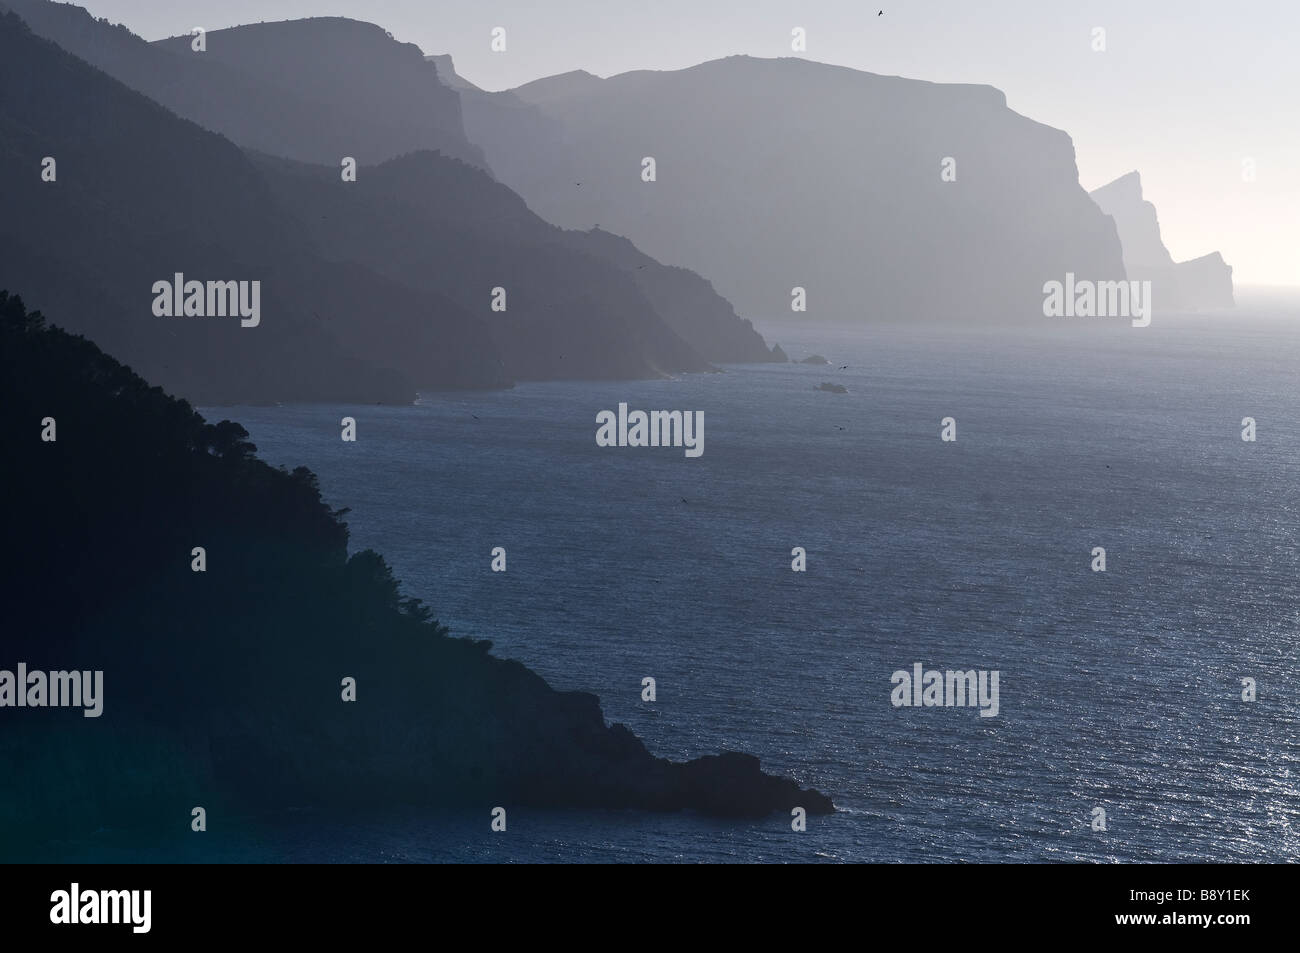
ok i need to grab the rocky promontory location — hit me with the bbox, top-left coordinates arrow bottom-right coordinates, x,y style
0,290 -> 831,854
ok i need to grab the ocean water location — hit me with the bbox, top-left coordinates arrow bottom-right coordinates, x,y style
204,299 -> 1300,862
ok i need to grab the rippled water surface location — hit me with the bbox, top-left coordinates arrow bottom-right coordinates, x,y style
199,303 -> 1300,862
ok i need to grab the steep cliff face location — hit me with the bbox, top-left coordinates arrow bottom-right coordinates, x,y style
1090,172 -> 1235,311
427,52 -> 477,91
1089,172 -> 1175,270
2,0 -> 487,168
453,55 -> 1127,323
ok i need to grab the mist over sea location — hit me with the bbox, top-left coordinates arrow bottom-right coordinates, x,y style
191,297 -> 1300,862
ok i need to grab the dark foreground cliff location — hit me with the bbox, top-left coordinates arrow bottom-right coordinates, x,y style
0,291 -> 831,856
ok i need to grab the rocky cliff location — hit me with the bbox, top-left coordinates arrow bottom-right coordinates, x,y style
1090,171 -> 1234,311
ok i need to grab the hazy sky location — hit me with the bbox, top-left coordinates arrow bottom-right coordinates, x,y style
71,0 -> 1298,286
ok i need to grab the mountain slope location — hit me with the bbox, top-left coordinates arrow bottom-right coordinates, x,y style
552,225 -> 782,364
253,148 -> 783,379
254,150 -> 704,381
454,55 -> 1128,324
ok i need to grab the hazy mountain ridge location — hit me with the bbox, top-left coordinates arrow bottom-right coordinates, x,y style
0,10 -> 512,403
451,54 -> 1129,323
0,6 -> 779,403
1,0 -> 487,168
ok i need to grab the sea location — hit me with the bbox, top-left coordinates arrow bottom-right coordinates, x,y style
180,294 -> 1300,862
